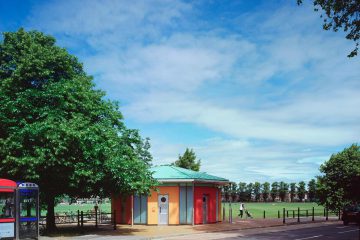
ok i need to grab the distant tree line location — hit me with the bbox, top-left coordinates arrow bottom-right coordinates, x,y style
222,179 -> 317,203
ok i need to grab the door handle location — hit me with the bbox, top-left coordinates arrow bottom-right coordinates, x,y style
160,207 -> 161,213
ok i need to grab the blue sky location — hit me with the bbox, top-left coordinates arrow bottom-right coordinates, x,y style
1,0 -> 359,183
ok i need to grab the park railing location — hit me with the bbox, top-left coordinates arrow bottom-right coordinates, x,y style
222,204 -> 341,224
279,207 -> 341,224
39,210 -> 117,234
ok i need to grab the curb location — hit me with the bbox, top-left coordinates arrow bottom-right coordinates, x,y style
151,219 -> 341,239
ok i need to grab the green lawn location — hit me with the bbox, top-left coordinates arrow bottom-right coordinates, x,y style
222,202 -> 334,219
48,202 -> 334,220
41,203 -> 112,216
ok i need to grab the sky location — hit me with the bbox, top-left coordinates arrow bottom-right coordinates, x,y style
1,0 -> 359,184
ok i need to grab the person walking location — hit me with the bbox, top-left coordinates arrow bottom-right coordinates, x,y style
239,203 -> 244,218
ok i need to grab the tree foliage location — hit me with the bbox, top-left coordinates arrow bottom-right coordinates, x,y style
222,185 -> 230,202
246,183 -> 254,201
262,182 -> 270,202
238,182 -> 247,202
317,144 -> 360,210
0,29 -> 156,230
298,0 -> 360,57
290,183 -> 297,202
174,148 -> 201,171
271,182 -> 279,201
297,181 -> 306,201
279,181 -> 289,202
230,182 -> 238,201
135,136 -> 153,166
253,182 -> 261,202
307,179 -> 317,202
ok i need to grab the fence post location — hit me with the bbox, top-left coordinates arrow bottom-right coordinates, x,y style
223,207 -> 225,221
312,207 -> 314,221
306,210 -> 308,217
77,210 -> 80,227
113,210 -> 117,230
286,210 -> 289,218
297,207 -> 300,223
293,210 -> 295,218
95,209 -> 98,228
323,208 -> 326,217
228,208 -> 231,222
263,210 -> 265,219
326,208 -> 328,221
338,209 -> 341,220
283,208 -> 285,224
278,210 -> 280,218
80,211 -> 84,233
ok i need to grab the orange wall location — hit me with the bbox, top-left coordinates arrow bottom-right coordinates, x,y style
147,190 -> 158,224
147,186 -> 180,225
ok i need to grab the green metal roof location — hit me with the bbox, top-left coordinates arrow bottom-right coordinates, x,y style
150,165 -> 229,182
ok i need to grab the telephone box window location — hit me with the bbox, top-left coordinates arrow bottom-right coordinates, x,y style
0,192 -> 14,219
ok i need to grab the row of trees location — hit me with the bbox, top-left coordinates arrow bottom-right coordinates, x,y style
222,180 -> 317,203
222,144 -> 359,211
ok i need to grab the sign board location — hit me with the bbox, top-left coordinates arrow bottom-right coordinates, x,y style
0,222 -> 14,237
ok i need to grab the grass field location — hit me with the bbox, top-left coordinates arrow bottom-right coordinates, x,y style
50,202 -> 334,220
41,203 -> 112,216
222,202 -> 333,219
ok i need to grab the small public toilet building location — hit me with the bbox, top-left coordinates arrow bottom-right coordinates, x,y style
112,165 -> 229,225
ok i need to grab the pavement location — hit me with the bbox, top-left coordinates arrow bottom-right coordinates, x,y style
158,222 -> 360,240
39,217 -> 354,239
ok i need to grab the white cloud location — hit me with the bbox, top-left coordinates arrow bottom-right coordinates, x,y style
84,33 -> 255,95
124,92 -> 358,146
26,0 -> 360,182
149,137 -> 329,183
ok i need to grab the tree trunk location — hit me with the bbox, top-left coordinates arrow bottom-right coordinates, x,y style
46,194 -> 57,231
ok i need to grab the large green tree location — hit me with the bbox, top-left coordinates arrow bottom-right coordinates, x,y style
297,181 -> 306,202
174,148 -> 201,171
0,29 -> 156,230
271,182 -> 279,202
290,183 -> 297,202
135,136 -> 153,166
253,182 -> 261,202
230,182 -> 238,202
261,182 -> 270,202
307,179 -> 317,202
221,185 -> 230,202
279,181 -> 289,202
246,183 -> 254,202
317,144 -> 360,210
298,0 -> 360,57
238,182 -> 247,202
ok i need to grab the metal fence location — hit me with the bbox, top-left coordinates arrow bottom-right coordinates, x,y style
40,210 -> 117,233
223,207 -> 341,224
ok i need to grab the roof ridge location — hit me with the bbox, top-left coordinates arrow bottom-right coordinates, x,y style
169,165 -> 195,178
150,165 -> 229,182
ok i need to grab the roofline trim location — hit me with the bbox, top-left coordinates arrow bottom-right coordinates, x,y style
157,179 -> 229,184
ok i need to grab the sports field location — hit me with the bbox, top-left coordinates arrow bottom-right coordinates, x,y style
50,202 -> 334,220
222,202 -> 332,219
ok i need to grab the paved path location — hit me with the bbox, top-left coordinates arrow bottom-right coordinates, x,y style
40,219 -> 356,239
158,222 -> 359,240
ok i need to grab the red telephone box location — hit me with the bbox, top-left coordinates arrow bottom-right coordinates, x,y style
0,179 -> 16,239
